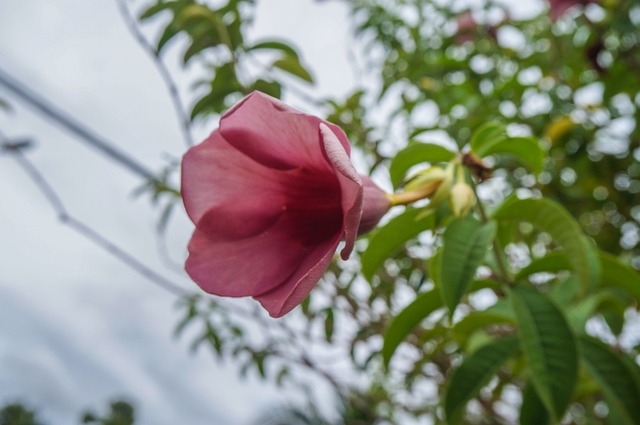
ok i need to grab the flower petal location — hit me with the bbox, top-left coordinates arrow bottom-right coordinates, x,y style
254,235 -> 341,317
220,91 -> 339,171
319,123 -> 363,259
182,130 -> 287,240
185,223 -> 307,297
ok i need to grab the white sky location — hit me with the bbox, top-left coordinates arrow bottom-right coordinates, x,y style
0,0 -> 355,424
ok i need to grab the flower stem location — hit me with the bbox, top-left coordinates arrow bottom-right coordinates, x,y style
469,179 -> 512,285
387,184 -> 438,206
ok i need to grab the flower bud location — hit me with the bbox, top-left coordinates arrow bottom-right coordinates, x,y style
449,181 -> 476,218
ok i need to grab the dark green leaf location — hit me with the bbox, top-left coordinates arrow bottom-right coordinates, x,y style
324,309 -> 335,343
251,79 -> 282,99
452,311 -> 514,349
477,136 -> 544,173
469,122 -> 507,157
388,142 -> 456,188
139,1 -> 177,20
493,197 -> 600,292
510,285 -> 578,422
156,19 -> 183,52
515,252 -> 570,280
361,207 -> 435,281
272,54 -> 313,83
520,381 -> 550,425
444,336 -> 519,424
382,289 -> 442,367
599,252 -> 640,302
248,40 -> 300,58
579,336 -> 640,425
440,217 -> 497,317
567,291 -> 626,332
549,275 -> 580,306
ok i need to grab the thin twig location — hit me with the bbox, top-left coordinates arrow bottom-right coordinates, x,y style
4,141 -> 188,297
470,178 -> 512,284
0,65 -> 160,183
115,0 -> 195,147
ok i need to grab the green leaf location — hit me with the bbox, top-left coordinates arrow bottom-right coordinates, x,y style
272,54 -> 313,83
248,40 -> 300,59
388,142 -> 456,188
515,252 -> 570,280
493,197 -> 600,292
324,309 -> 335,343
139,1 -> 180,20
429,248 -> 443,289
440,217 -> 497,317
599,252 -> 640,302
520,381 -> 551,425
361,208 -> 435,281
181,21 -> 223,63
452,310 -> 514,349
156,19 -> 183,52
382,289 -> 442,367
549,275 -> 580,306
567,291 -> 626,332
251,79 -> 282,99
509,285 -> 578,422
579,336 -> 640,425
444,336 -> 519,424
478,136 -> 545,173
469,122 -> 507,157
190,63 -> 242,120
178,4 -> 236,52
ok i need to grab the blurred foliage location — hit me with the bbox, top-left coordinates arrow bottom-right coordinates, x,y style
0,400 -> 135,425
81,400 -> 135,425
139,0 -> 315,120
0,404 -> 44,425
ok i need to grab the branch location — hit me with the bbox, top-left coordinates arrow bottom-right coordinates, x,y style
115,0 -> 195,148
0,65 -> 161,183
2,135 -> 188,298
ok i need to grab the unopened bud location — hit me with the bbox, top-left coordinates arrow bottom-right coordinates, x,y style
449,182 -> 476,218
404,166 -> 448,192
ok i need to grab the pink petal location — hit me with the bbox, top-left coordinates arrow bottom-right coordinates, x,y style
319,123 -> 363,259
185,223 -> 307,298
181,130 -> 287,240
185,164 -> 345,298
219,92 -> 349,171
254,235 -> 342,317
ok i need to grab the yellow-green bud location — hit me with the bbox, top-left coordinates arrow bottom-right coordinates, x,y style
449,181 -> 476,218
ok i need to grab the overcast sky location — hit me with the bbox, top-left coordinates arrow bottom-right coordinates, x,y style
0,1 -> 357,424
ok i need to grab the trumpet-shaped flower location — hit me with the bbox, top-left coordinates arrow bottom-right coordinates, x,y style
182,92 -> 389,317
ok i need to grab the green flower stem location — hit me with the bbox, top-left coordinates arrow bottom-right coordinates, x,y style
469,178 -> 513,286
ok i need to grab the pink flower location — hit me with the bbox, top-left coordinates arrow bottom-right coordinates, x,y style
454,11 -> 499,45
455,11 -> 478,44
547,0 -> 597,20
182,91 -> 390,318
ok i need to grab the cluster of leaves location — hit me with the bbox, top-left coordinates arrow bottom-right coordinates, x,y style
373,124 -> 640,423
139,0 -> 314,120
0,400 -> 135,425
346,0 -> 640,264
